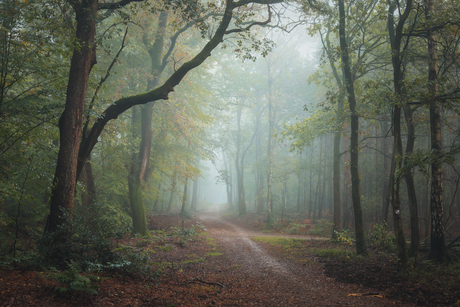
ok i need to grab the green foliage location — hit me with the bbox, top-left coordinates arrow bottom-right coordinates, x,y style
333,229 -> 354,246
285,222 -> 306,234
315,248 -> 354,260
369,222 -> 395,251
251,236 -> 307,248
308,220 -> 333,237
170,222 -> 206,245
37,211 -> 131,269
45,260 -> 101,296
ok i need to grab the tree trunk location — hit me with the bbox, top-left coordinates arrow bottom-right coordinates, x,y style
190,178 -> 198,212
321,28 -> 344,238
403,105 -> 420,257
45,0 -> 97,236
79,153 -> 99,234
427,0 -> 450,263
128,12 -> 168,236
255,104 -> 265,213
235,105 -> 246,216
266,74 -> 274,224
153,182 -> 161,212
180,180 -> 188,216
338,0 -> 366,255
387,0 -> 410,266
167,174 -> 177,213
222,150 -> 234,211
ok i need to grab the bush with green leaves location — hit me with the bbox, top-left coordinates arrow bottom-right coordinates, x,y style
369,222 -> 395,251
37,210 -> 131,269
170,222 -> 206,245
333,229 -> 354,245
285,222 -> 306,234
308,219 -> 333,237
45,260 -> 101,296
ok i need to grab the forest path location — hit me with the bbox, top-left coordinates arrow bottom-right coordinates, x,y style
195,211 -> 411,306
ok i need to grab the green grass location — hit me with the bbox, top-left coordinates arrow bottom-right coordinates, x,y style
181,258 -> 206,265
155,244 -> 172,252
314,248 -> 355,260
205,237 -> 217,247
251,236 -> 306,247
206,252 -> 223,256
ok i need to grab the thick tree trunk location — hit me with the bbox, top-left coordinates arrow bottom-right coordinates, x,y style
45,0 -> 97,236
79,155 -> 98,234
128,106 -> 149,236
338,0 -> 366,255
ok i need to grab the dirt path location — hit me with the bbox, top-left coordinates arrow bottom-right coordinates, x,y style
197,212 -> 412,307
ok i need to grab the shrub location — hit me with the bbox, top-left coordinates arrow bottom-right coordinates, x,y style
333,229 -> 354,245
45,260 -> 101,296
308,220 -> 333,237
37,211 -> 131,269
170,222 -> 206,245
369,222 -> 395,251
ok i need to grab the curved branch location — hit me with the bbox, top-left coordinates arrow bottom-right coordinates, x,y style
225,5 -> 271,34
77,0 -> 236,177
98,0 -> 144,10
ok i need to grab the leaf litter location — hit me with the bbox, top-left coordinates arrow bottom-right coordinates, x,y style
1,212 -> 457,306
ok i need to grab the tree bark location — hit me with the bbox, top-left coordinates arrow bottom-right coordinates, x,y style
427,0 -> 450,263
180,180 -> 188,216
338,0 -> 367,255
190,178 -> 198,212
387,0 -> 410,266
266,64 -> 274,224
403,104 -> 420,257
128,12 -> 168,236
45,0 -> 97,235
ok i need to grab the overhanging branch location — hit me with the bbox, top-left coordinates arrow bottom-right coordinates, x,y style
225,5 -> 272,34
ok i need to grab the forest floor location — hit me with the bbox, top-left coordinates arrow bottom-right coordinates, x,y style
1,210 -> 459,306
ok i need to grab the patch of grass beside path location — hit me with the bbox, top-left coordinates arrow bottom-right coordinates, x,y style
251,236 -> 306,246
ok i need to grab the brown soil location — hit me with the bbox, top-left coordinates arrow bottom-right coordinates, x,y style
0,211 -> 457,306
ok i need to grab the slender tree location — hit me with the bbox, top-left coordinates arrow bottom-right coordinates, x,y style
426,0 -> 450,263
338,0 -> 367,255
